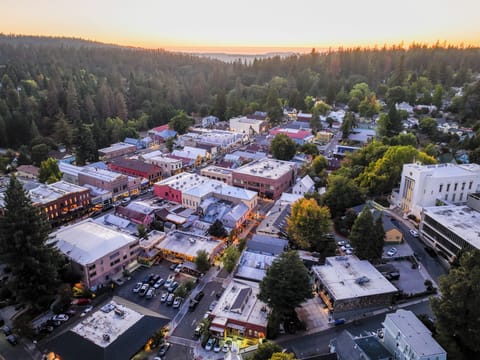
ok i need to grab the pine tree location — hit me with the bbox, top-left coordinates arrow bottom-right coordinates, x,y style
349,206 -> 381,261
0,176 -> 63,309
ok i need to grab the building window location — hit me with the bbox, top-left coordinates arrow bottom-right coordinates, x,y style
454,183 -> 458,191
460,193 -> 463,201
462,183 -> 466,190
446,184 -> 450,192
452,193 -> 456,202
469,181 -> 473,190
439,184 -> 443,192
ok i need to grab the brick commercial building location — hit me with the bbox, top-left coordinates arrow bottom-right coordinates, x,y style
78,167 -> 129,202
108,158 -> 162,185
312,255 -> 398,320
232,158 -> 297,199
29,180 -> 91,226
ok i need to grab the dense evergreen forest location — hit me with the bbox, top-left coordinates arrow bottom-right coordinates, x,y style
0,34 -> 480,157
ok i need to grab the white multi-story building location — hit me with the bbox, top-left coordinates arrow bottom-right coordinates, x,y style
383,309 -> 446,360
396,163 -> 480,218
420,193 -> 480,263
229,116 -> 266,136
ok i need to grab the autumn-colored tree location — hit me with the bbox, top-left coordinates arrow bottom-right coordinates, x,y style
287,198 -> 334,255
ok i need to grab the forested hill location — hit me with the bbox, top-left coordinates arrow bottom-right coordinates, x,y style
0,35 -> 480,153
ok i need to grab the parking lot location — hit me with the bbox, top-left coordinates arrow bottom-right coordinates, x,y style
114,261 -> 200,320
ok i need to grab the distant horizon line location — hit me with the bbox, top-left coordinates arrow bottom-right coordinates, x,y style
2,33 -> 480,55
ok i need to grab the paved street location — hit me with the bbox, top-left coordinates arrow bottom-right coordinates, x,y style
277,300 -> 432,359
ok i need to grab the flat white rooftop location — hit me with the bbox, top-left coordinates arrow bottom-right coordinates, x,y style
98,142 -> 136,154
53,220 -> 137,265
312,256 -> 397,301
81,167 -> 126,182
201,165 -> 233,175
423,205 -> 480,249
404,162 -> 480,178
230,116 -> 264,125
72,300 -> 142,348
235,251 -> 276,281
211,279 -> 268,328
233,158 -> 295,179
156,230 -> 221,258
156,172 -> 207,190
29,181 -> 88,204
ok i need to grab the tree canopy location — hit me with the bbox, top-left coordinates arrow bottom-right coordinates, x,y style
349,206 -> 385,261
287,198 -> 334,255
168,111 -> 193,135
208,219 -> 228,238
270,134 -> 297,161
195,250 -> 211,273
38,157 -> 62,184
258,251 -> 313,319
431,250 -> 480,360
0,176 -> 64,309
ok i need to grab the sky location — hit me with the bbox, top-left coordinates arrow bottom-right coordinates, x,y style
1,0 -> 479,54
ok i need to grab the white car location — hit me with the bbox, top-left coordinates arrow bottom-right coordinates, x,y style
387,247 -> 398,257
52,314 -> 69,322
80,306 -> 93,317
172,297 -> 183,308
132,282 -> 143,293
160,292 -> 169,303
409,229 -> 419,238
205,337 -> 215,351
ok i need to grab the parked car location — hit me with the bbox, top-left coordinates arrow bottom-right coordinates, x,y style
1,325 -> 11,335
345,249 -> 354,255
410,229 -> 419,237
160,292 -> 169,303
164,274 -> 175,289
205,337 -> 215,351
209,300 -> 218,312
158,342 -> 170,357
132,282 -> 143,293
80,305 -> 93,317
173,297 -> 183,308
6,334 -> 17,346
194,291 -> 204,302
52,314 -> 69,322
143,273 -> 155,283
188,299 -> 198,312
167,281 -> 179,293
146,288 -> 155,299
166,293 -> 175,306
169,263 -> 177,270
73,298 -> 92,306
153,278 -> 165,289
194,323 -> 205,338
174,263 -> 183,273
387,247 -> 398,257
150,274 -> 161,285
214,340 -> 222,353
139,284 -> 149,296
222,340 -> 232,352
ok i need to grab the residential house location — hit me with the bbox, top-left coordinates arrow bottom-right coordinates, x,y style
383,309 -> 446,360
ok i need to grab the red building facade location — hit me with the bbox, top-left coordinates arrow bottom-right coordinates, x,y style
108,158 -> 162,185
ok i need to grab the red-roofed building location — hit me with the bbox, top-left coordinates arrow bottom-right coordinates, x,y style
269,128 -> 314,145
108,158 -> 162,185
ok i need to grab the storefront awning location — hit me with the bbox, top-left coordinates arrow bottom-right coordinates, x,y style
209,326 -> 225,333
227,323 -> 245,331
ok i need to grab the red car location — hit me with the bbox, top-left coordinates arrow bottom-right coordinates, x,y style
73,298 -> 92,306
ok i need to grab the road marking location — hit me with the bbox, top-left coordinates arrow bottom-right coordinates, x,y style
191,319 -> 196,326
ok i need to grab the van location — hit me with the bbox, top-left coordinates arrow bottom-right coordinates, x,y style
194,323 -> 205,337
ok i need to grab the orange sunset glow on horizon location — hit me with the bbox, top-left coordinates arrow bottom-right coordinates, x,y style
1,0 -> 479,54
